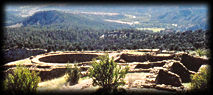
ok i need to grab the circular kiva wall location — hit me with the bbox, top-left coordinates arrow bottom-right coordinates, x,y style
31,52 -> 103,65
39,54 -> 99,63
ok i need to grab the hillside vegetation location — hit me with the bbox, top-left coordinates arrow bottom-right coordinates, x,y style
3,26 -> 208,52
3,6 -> 209,63
7,10 -> 131,30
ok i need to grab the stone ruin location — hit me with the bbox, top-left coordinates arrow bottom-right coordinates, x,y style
4,51 -> 105,81
38,54 -> 99,63
3,49 -> 210,91
163,61 -> 195,83
115,53 -> 175,63
181,54 -> 209,72
155,69 -> 182,87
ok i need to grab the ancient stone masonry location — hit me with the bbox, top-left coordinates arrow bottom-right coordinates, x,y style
150,61 -> 167,67
4,52 -> 105,81
181,54 -> 209,72
135,63 -> 151,69
163,61 -> 193,83
135,61 -> 167,69
148,54 -> 175,62
38,54 -> 99,63
155,69 -> 182,87
35,67 -> 67,81
117,53 -> 175,63
118,54 -> 148,62
3,49 -> 210,92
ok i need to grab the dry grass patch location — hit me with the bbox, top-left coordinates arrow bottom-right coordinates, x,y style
38,74 -> 67,91
37,75 -> 96,92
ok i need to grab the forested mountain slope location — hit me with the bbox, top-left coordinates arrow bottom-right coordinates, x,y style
3,27 -> 209,51
8,10 -> 131,30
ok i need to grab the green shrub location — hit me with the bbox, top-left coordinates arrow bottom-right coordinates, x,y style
191,65 -> 210,90
88,54 -> 129,92
3,65 -> 41,95
195,49 -> 210,57
66,64 -> 81,85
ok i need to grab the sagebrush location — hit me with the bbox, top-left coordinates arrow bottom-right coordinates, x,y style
66,64 -> 81,85
4,65 -> 41,95
89,54 -> 129,92
191,65 -> 210,90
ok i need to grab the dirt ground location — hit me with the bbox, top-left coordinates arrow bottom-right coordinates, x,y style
37,72 -> 172,94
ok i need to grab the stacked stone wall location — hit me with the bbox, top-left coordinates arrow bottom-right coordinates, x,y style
181,54 -> 208,72
39,54 -> 99,63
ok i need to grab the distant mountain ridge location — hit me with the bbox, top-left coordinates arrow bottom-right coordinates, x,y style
5,5 -> 208,31
22,10 -> 65,26
20,10 -> 130,30
5,12 -> 24,26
